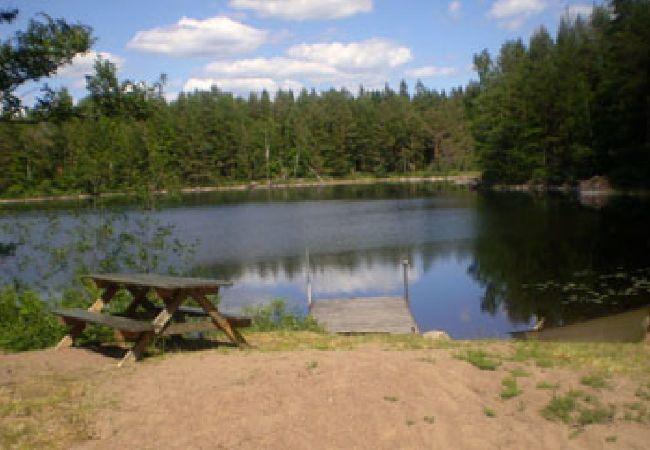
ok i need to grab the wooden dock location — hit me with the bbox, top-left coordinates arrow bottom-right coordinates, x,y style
309,297 -> 419,334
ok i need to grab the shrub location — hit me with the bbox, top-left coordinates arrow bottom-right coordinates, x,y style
243,299 -> 322,331
0,287 -> 64,351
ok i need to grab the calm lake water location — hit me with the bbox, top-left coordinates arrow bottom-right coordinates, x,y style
2,184 -> 650,339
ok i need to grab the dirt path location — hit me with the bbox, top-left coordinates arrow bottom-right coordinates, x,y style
3,346 -> 649,449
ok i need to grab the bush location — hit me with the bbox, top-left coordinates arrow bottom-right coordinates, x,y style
243,299 -> 322,332
0,287 -> 65,351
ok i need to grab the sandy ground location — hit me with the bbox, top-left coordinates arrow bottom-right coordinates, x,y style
2,346 -> 650,450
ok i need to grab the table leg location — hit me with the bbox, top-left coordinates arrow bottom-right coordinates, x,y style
192,294 -> 250,348
55,285 -> 118,350
118,292 -> 185,367
113,287 -> 152,343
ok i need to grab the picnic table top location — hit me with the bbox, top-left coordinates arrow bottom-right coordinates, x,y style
85,273 -> 233,290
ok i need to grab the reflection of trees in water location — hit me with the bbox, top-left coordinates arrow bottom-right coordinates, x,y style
192,241 -> 471,285
167,182 -> 471,209
470,192 -> 650,326
0,210 -> 195,294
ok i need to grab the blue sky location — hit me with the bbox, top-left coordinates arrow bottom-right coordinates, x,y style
4,0 -> 598,102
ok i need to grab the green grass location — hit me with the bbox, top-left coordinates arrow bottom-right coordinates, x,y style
623,402 -> 649,423
454,349 -> 502,371
541,390 -> 584,423
483,406 -> 497,417
536,381 -> 560,390
306,360 -> 318,370
423,415 -> 435,424
541,390 -> 614,427
511,341 -> 650,376
578,405 -> 615,426
605,435 -> 617,443
383,396 -> 399,402
500,377 -> 522,399
581,374 -> 609,389
509,368 -> 530,378
405,419 -> 416,426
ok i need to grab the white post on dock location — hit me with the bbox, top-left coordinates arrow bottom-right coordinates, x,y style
306,248 -> 313,307
402,259 -> 410,304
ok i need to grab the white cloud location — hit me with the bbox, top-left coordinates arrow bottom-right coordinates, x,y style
186,38 -> 413,95
488,0 -> 547,28
229,0 -> 372,21
181,37 -> 414,96
448,1 -> 462,17
205,57 -> 339,80
184,77 -> 303,94
405,66 -> 458,78
286,39 -> 412,71
127,16 -> 267,57
56,51 -> 124,78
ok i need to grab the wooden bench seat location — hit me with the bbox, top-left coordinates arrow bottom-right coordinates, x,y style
52,308 -> 154,334
148,305 -> 253,328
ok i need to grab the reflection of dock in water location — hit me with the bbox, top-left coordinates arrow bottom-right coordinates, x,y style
309,297 -> 419,334
306,252 -> 418,334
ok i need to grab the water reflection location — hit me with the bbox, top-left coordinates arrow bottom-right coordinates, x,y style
2,185 -> 650,339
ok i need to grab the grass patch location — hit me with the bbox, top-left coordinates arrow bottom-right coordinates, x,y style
0,375 -> 100,449
541,390 -> 614,427
405,419 -> 415,426
454,349 -> 501,371
238,331 -> 461,352
541,390 -> 584,423
483,406 -> 497,417
242,299 -> 322,332
623,402 -> 649,423
383,396 -> 399,402
423,415 -> 435,424
536,381 -> 560,390
605,435 -> 617,443
580,374 -> 609,389
500,377 -> 522,399
509,367 -> 530,377
511,341 -> 650,376
578,405 -> 615,425
306,360 -> 318,370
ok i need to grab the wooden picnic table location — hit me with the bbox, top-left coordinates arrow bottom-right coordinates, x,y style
53,273 -> 250,366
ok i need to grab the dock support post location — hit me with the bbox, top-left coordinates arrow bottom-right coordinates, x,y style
402,259 -> 410,304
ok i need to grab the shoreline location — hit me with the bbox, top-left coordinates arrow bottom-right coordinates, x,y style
0,174 -> 479,205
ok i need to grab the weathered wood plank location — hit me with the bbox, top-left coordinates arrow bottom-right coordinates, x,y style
147,305 -> 252,327
86,273 -> 232,290
54,285 -> 118,350
310,297 -> 418,334
52,308 -> 154,333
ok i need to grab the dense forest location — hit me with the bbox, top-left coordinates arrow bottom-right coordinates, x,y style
0,63 -> 473,197
468,0 -> 650,186
1,0 -> 649,197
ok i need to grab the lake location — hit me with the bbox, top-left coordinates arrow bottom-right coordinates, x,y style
2,183 -> 650,339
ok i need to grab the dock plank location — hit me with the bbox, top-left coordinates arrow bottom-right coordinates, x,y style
310,297 -> 418,334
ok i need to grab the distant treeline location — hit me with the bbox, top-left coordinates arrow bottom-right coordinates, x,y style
466,0 -> 650,187
0,63 -> 473,197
